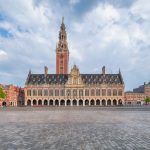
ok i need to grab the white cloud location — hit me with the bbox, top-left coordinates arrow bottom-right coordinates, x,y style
0,0 -> 150,90
0,50 -> 8,61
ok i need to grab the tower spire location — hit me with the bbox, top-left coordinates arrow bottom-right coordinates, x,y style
62,16 -> 64,23
56,17 -> 69,74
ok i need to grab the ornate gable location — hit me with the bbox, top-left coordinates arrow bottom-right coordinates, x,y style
65,65 -> 84,87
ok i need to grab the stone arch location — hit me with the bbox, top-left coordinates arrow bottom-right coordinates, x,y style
38,99 -> 42,105
102,99 -> 106,106
49,99 -> 53,106
27,99 -> 31,106
90,99 -> 95,106
79,99 -> 83,106
44,99 -> 48,106
113,99 -> 117,106
96,99 -> 100,106
60,99 -> 65,106
67,99 -> 71,106
2,101 -> 6,106
118,99 -> 122,106
107,99 -> 111,106
73,99 -> 77,106
33,99 -> 37,106
55,99 -> 59,106
85,99 -> 89,106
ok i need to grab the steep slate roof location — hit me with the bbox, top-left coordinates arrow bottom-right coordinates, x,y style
26,73 -> 124,85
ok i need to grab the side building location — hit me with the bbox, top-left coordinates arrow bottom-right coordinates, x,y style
125,82 -> 150,105
24,65 -> 124,107
0,84 -> 24,107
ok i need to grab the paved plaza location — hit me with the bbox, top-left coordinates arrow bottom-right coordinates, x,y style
0,107 -> 150,150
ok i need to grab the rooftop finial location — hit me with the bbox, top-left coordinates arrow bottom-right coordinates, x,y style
62,16 -> 64,23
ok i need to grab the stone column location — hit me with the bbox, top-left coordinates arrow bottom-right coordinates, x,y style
77,100 -> 79,106
83,100 -> 85,106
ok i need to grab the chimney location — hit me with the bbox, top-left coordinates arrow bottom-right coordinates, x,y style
102,66 -> 105,75
44,66 -> 48,76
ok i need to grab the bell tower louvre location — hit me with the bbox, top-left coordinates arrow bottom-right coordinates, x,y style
56,17 -> 69,74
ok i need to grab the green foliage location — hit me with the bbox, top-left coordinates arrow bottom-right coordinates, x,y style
0,87 -> 6,99
144,97 -> 150,104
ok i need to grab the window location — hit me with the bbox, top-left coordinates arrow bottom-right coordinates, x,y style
55,89 -> 59,96
91,89 -> 95,96
73,89 -> 77,96
27,90 -> 31,96
96,89 -> 100,96
113,89 -> 117,96
102,89 -> 106,96
49,89 -> 53,96
33,89 -> 37,96
118,89 -> 122,96
85,89 -> 89,96
60,60 -> 63,64
79,89 -> 83,96
61,89 -> 65,96
107,89 -> 111,96
67,89 -> 71,96
38,89 -> 42,96
44,89 -> 48,96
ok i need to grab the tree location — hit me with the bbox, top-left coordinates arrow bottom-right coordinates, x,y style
0,86 -> 6,99
144,97 -> 150,105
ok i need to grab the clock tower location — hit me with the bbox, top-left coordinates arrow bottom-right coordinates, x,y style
56,17 -> 69,74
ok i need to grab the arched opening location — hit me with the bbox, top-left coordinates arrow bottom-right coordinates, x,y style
27,100 -> 31,106
67,100 -> 71,106
44,100 -> 48,106
38,99 -> 42,106
33,99 -> 37,106
102,99 -> 106,106
107,99 -> 111,106
85,99 -> 89,106
55,100 -> 59,106
90,100 -> 95,106
79,99 -> 83,106
60,100 -> 65,106
137,101 -> 141,105
49,100 -> 53,106
113,99 -> 117,106
118,99 -> 122,106
96,99 -> 100,106
2,101 -> 6,106
73,100 -> 77,106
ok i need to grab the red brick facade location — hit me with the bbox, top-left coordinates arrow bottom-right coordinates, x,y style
0,84 -> 24,107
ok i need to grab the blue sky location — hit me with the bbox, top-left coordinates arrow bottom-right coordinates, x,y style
0,0 -> 150,91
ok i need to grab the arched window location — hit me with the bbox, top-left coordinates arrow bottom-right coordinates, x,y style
113,89 -> 117,96
118,89 -> 122,96
107,89 -> 111,96
85,89 -> 89,96
73,89 -> 77,96
61,89 -> 65,96
102,89 -> 106,96
67,89 -> 71,96
79,89 -> 83,96
91,89 -> 95,96
38,89 -> 42,96
49,89 -> 53,96
96,89 -> 100,96
44,89 -> 48,96
55,89 -> 59,96
32,89 -> 37,96
27,90 -> 31,96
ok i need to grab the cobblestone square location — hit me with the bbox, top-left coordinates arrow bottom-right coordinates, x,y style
0,107 -> 150,150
